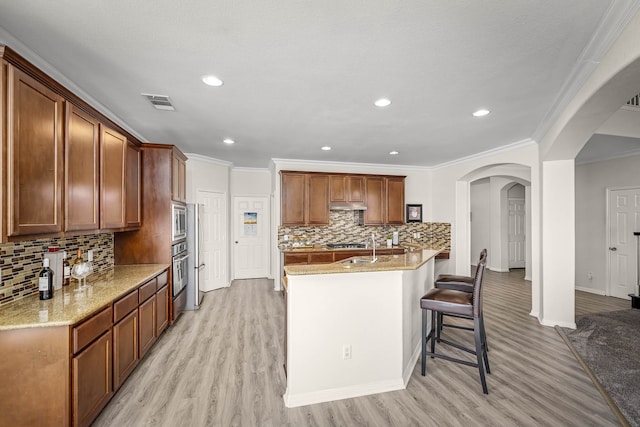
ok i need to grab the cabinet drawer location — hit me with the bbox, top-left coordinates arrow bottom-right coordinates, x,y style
156,270 -> 168,289
113,290 -> 138,323
73,306 -> 113,354
283,253 -> 309,265
309,252 -> 334,264
139,278 -> 157,302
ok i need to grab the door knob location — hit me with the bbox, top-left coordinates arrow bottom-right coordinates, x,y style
609,247 -> 617,251
235,241 -> 238,244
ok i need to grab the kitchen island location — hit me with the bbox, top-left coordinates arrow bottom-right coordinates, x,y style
282,248 -> 440,408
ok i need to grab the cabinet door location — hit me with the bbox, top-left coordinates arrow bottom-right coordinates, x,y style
100,126 -> 126,229
125,141 -> 141,227
66,104 -> 100,231
155,284 -> 169,336
386,177 -> 405,224
347,176 -> 365,203
113,309 -> 138,391
364,177 -> 385,225
73,330 -> 113,427
329,175 -> 346,202
308,252 -> 334,264
7,66 -> 64,236
171,152 -> 186,202
283,253 -> 309,265
281,172 -> 306,225
307,174 -> 329,225
138,296 -> 156,358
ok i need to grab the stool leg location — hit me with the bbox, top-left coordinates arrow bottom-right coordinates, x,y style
480,314 -> 489,353
437,312 -> 443,341
474,317 -> 488,394
421,309 -> 427,375
430,310 -> 436,357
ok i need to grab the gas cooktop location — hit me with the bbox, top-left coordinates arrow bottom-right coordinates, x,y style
325,243 -> 367,249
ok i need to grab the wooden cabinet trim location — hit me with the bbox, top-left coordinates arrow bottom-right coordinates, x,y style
113,309 -> 139,392
138,278 -> 157,303
113,289 -> 139,323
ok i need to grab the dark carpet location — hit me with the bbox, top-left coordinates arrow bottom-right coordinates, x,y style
560,309 -> 640,427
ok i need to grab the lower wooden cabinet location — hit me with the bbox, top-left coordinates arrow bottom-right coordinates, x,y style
139,295 -> 157,359
113,309 -> 139,391
156,284 -> 169,336
72,330 -> 113,427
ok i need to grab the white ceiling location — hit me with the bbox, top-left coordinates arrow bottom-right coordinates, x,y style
0,1 -> 638,168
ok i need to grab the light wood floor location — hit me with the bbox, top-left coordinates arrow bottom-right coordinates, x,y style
94,269 -> 629,427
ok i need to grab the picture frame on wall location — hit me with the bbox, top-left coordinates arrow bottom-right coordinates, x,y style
406,204 -> 422,222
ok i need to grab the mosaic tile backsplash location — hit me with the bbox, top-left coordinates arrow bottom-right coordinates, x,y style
0,233 -> 114,306
278,211 -> 450,250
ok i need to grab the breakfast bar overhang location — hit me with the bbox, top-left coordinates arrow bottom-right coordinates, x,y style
283,249 -> 441,408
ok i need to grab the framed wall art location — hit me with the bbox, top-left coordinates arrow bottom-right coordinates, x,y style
406,204 -> 422,222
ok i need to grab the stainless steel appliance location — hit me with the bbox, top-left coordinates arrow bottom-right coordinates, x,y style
171,241 -> 189,318
186,203 -> 205,310
172,203 -> 187,242
325,243 -> 367,249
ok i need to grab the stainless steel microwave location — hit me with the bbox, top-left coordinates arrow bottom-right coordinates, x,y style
172,203 -> 187,241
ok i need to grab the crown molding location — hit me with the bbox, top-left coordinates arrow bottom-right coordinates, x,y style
432,138 -> 537,171
232,167 -> 271,173
270,158 -> 431,172
185,153 -> 233,167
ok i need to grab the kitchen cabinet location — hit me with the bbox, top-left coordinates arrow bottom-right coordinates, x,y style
283,248 -> 406,266
113,290 -> 139,392
138,294 -> 156,358
172,151 -> 187,202
280,171 -> 329,226
65,103 -> 100,231
156,283 -> 169,336
364,176 -> 406,225
386,176 -> 405,224
72,306 -> 113,427
329,175 -> 365,203
100,126 -> 127,229
7,65 -> 64,237
125,141 -> 142,227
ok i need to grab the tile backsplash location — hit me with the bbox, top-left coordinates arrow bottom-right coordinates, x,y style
0,233 -> 114,306
278,211 -> 450,250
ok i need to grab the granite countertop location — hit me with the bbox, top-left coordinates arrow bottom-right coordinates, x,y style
0,264 -> 169,331
284,248 -> 441,276
282,244 -> 411,253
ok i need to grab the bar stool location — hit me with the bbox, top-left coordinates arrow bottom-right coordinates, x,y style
434,249 -> 488,350
420,255 -> 489,394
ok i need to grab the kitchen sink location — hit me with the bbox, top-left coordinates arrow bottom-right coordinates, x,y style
340,257 -> 380,264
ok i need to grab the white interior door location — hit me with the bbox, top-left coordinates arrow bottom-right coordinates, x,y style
508,198 -> 526,269
233,196 -> 270,279
197,190 -> 228,291
608,188 -> 640,299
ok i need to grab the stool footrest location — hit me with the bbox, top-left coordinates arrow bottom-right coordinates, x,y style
441,323 -> 473,332
424,351 -> 478,368
438,337 -> 477,356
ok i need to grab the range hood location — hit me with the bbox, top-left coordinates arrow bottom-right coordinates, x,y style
329,202 -> 368,211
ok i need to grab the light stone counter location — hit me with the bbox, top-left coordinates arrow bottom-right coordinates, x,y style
0,264 -> 169,331
284,248 -> 441,276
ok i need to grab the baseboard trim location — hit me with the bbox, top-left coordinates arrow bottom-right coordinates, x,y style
575,286 -> 606,296
488,267 -> 510,273
283,378 -> 405,408
403,341 -> 422,387
540,318 -> 576,329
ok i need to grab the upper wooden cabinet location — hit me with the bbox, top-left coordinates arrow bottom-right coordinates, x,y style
171,151 -> 186,202
363,176 -> 406,225
125,142 -> 142,227
100,126 -> 127,229
386,176 -> 405,225
65,104 -> 100,231
329,175 -> 365,203
281,171 -> 330,226
7,66 -> 64,237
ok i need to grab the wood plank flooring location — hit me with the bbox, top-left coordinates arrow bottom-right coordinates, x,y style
93,270 -> 629,426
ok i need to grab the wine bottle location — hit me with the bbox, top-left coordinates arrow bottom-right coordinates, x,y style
39,258 -> 54,300
62,251 -> 70,286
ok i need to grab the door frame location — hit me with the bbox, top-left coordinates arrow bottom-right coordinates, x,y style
195,189 -> 229,291
606,186 -> 640,298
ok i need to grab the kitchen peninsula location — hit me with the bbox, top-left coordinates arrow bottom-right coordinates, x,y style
282,248 -> 440,408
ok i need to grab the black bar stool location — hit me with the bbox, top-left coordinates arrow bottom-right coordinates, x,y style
420,254 -> 489,394
434,249 -> 489,350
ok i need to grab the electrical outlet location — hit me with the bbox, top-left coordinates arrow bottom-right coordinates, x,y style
342,345 -> 352,360
587,272 -> 593,280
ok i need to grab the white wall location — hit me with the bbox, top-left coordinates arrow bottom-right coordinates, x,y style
231,168 -> 273,196
185,154 -> 231,200
575,153 -> 640,294
470,178 -> 490,264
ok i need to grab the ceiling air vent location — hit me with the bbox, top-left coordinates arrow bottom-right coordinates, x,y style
141,93 -> 175,111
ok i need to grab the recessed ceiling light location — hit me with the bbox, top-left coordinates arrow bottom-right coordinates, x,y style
202,75 -> 223,87
472,109 -> 490,117
374,98 -> 391,107
321,146 -> 332,151
389,151 -> 399,155
223,138 -> 235,144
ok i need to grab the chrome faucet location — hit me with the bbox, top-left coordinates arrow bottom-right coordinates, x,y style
365,234 -> 378,263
